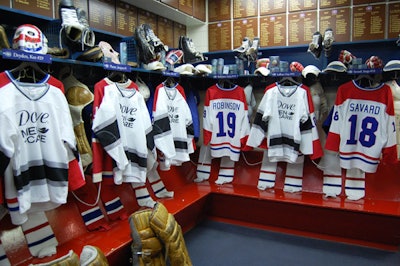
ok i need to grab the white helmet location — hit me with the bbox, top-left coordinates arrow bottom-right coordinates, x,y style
12,24 -> 48,54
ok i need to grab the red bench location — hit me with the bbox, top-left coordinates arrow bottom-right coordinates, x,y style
1,151 -> 400,265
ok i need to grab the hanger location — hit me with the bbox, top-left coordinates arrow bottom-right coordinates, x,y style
278,76 -> 300,86
10,62 -> 47,83
107,71 -> 127,83
165,76 -> 177,88
218,78 -> 235,89
354,74 -> 379,88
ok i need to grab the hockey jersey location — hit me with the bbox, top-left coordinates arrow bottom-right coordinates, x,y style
0,71 -> 84,225
325,80 -> 398,173
92,78 -> 139,183
247,83 -> 319,163
153,82 -> 195,168
203,83 -> 250,161
92,78 -> 154,184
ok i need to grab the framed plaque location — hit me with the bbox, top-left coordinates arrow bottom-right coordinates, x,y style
289,0 -> 317,12
0,0 -> 10,7
260,0 -> 286,15
179,0 -> 193,16
116,1 -> 137,36
157,16 -> 174,49
173,22 -> 186,48
12,0 -> 53,18
193,0 -> 205,21
319,7 -> 350,42
161,0 -> 178,9
388,3 -> 400,39
209,0 -> 231,22
319,0 -> 350,9
233,0 -> 257,19
288,11 -> 317,45
138,9 -> 158,35
353,0 -> 382,5
233,18 -> 257,48
352,4 -> 385,41
88,0 -> 116,33
208,21 -> 231,52
260,14 -> 287,47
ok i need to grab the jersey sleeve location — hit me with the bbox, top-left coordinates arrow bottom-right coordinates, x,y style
202,88 -> 213,145
152,85 -> 176,159
92,93 -> 129,172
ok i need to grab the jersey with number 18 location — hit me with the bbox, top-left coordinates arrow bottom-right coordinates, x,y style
325,80 -> 398,173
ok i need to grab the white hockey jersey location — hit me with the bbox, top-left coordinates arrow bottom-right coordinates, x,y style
246,83 -> 316,163
325,80 -> 398,173
203,83 -> 250,161
153,82 -> 195,168
0,71 -> 82,225
92,82 -> 154,184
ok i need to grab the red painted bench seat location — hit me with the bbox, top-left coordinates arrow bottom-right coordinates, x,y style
1,151 -> 400,265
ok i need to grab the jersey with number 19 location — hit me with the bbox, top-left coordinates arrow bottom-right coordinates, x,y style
325,80 -> 398,173
203,84 -> 250,161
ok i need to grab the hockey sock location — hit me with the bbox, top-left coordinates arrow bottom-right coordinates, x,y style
215,157 -> 235,185
283,160 -> 304,193
148,165 -> 174,198
100,180 -> 128,221
323,174 -> 342,198
345,168 -> 365,200
72,183 -> 110,231
258,151 -> 277,190
132,183 -> 156,208
195,145 -> 212,182
21,211 -> 58,258
319,150 -> 343,197
0,240 -> 11,266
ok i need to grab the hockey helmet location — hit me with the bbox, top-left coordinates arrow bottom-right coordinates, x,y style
12,24 -> 48,54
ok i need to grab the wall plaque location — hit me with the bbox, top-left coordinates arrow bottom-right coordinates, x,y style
388,3 -> 400,39
233,18 -> 257,48
88,0 -> 115,33
353,0 -> 382,5
260,0 -> 286,15
13,0 -> 53,18
288,11 -> 317,45
138,9 -> 158,35
208,21 -> 231,52
157,16 -> 174,49
193,0 -> 205,21
209,0 -> 230,22
319,0 -> 350,9
179,0 -> 193,16
319,7 -> 350,42
116,1 -> 137,36
260,14 -> 287,47
289,0 -> 317,12
233,0 -> 257,19
353,4 -> 385,41
161,0 -> 178,9
0,0 -> 10,7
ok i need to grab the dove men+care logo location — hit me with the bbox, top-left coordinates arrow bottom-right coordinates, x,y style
17,109 -> 50,144
120,103 -> 137,128
168,104 -> 180,123
278,100 -> 296,120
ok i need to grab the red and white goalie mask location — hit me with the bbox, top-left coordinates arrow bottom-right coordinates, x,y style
12,24 -> 48,54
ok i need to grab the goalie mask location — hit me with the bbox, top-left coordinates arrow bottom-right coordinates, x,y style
12,24 -> 48,54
